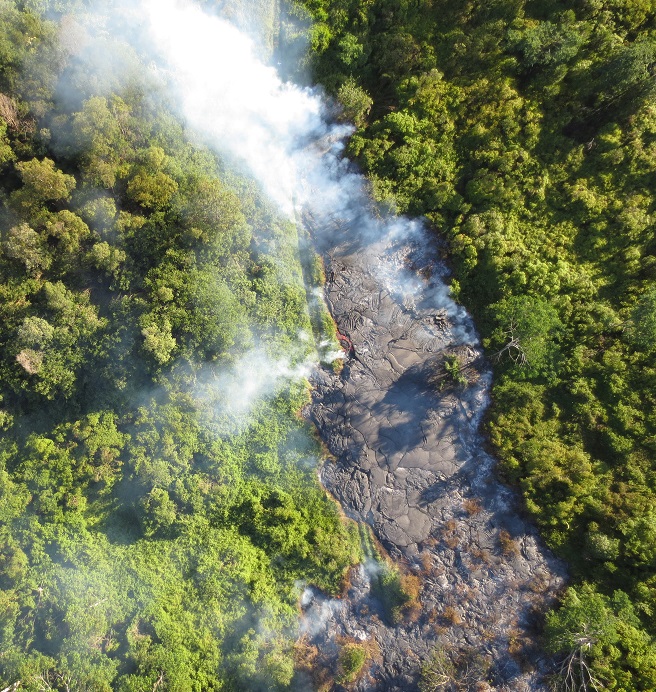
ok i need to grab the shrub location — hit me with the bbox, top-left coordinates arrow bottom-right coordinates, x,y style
337,643 -> 368,684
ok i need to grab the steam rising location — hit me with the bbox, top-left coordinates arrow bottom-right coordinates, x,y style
136,0 -> 477,346
299,586 -> 344,638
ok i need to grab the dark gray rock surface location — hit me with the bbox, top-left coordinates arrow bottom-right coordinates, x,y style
300,223 -> 566,691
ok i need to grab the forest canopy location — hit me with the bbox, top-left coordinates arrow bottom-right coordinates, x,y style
0,2 -> 360,690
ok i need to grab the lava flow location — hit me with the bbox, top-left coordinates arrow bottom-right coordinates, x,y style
300,221 -> 566,691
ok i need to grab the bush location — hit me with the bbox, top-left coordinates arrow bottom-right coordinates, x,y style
337,642 -> 367,684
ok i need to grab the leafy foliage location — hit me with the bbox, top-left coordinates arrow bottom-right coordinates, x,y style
336,643 -> 367,684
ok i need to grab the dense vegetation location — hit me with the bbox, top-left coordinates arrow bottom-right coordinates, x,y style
296,0 -> 656,687
0,2 -> 361,690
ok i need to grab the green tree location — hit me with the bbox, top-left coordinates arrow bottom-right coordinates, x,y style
44,210 -> 91,254
10,157 -> 76,217
88,241 -> 126,276
488,295 -> 561,374
127,170 -> 178,210
545,585 -> 656,690
140,315 -> 177,365
337,643 -> 367,684
3,222 -> 51,274
141,487 -> 177,536
337,77 -> 373,128
0,117 -> 15,165
509,21 -> 583,72
179,176 -> 247,255
71,96 -> 131,187
17,315 -> 54,347
622,509 -> 656,568
604,39 -> 656,109
630,285 -> 656,352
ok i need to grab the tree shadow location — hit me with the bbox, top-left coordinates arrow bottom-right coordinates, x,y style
372,364 -> 439,457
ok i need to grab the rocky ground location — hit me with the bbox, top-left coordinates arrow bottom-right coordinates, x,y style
299,219 -> 567,691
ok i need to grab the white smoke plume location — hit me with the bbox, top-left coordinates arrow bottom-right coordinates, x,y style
129,0 -> 478,346
298,586 -> 344,638
142,0 -> 323,216
192,344 -> 315,434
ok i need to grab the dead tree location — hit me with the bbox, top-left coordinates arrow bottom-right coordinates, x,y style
551,634 -> 604,692
494,320 -> 528,367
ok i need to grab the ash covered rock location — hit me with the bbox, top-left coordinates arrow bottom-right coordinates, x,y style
303,225 -> 566,691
